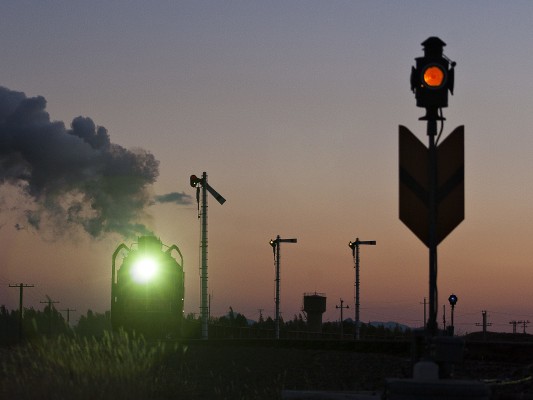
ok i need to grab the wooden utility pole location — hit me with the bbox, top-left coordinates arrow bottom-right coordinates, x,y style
420,297 -> 427,329
8,283 -> 34,341
517,320 -> 530,334
335,298 -> 349,339
475,310 -> 492,340
61,308 -> 76,324
40,297 -> 59,335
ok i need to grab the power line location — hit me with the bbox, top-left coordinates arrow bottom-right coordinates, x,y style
490,310 -> 533,319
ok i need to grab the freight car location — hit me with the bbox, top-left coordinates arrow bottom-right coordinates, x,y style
111,235 -> 184,338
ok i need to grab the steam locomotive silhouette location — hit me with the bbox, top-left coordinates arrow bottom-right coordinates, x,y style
111,235 -> 184,337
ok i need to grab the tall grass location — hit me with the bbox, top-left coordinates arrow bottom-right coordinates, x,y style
0,330 -> 183,400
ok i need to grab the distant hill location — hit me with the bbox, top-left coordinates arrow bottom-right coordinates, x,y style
343,318 -> 411,332
219,310 -> 257,326
369,321 -> 410,332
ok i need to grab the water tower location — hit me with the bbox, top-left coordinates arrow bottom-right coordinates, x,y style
303,292 -> 326,333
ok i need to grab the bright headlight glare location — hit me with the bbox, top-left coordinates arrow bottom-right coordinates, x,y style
131,257 -> 158,283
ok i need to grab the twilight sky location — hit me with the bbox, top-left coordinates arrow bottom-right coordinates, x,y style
1,1 -> 533,333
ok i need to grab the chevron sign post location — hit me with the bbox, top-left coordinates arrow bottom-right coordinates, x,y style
401,36 -> 465,337
399,125 -> 464,247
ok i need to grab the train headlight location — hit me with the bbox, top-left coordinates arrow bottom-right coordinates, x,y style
131,257 -> 158,283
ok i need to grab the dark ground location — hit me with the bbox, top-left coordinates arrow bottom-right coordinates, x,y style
160,344 -> 410,399
160,343 -> 533,399
2,338 -> 533,399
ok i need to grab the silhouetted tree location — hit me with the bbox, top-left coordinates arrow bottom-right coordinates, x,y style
75,309 -> 111,337
263,316 -> 275,330
185,313 -> 197,321
217,307 -> 248,328
0,305 -> 17,344
286,313 -> 306,331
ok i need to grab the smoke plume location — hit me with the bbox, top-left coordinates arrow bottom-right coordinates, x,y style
153,191 -> 192,205
0,86 -> 161,238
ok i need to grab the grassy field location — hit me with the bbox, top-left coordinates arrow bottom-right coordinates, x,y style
0,332 -> 411,399
2,332 -> 532,399
0,331 -> 176,400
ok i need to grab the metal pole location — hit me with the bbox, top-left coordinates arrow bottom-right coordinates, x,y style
427,110 -> 439,336
275,235 -> 280,339
349,239 -> 375,340
451,304 -> 455,330
355,242 -> 360,340
201,171 -> 209,340
270,236 -> 296,340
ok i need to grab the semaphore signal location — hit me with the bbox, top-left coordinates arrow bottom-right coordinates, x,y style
190,172 -> 226,340
269,235 -> 297,340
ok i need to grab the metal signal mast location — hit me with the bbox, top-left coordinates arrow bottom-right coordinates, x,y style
191,172 -> 226,340
348,238 -> 376,340
402,37 -> 463,336
269,235 -> 297,339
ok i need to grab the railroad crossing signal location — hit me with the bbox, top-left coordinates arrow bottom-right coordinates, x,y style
399,125 -> 464,247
